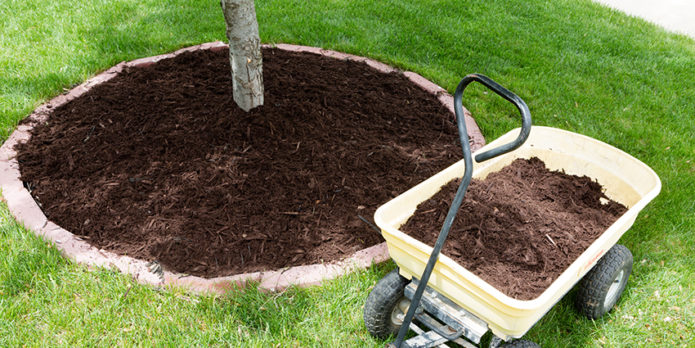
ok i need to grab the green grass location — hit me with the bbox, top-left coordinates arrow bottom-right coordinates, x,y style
1,0 -> 694,346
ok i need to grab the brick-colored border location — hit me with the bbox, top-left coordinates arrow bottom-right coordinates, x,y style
0,42 -> 485,294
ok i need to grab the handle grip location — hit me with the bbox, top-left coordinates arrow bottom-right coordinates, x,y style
454,73 -> 532,162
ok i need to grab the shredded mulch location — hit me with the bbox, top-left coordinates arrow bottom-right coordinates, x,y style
16,47 -> 464,277
400,157 -> 627,300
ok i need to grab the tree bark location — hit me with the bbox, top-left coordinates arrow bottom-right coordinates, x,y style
220,0 -> 264,112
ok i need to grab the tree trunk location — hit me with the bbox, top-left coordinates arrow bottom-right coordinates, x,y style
220,0 -> 264,112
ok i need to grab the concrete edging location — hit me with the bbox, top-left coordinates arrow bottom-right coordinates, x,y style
0,41 -> 485,294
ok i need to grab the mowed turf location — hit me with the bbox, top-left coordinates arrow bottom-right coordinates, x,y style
1,0 -> 693,346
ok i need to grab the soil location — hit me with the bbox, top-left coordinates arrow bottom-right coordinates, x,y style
16,47 -> 464,278
400,157 -> 627,300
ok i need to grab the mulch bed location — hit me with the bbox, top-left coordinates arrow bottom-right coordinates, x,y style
16,47 -> 464,278
400,157 -> 627,300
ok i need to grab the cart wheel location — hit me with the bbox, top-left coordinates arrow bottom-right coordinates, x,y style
364,268 -> 410,339
500,339 -> 540,348
575,244 -> 633,320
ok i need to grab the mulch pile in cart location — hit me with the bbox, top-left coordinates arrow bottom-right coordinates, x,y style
401,157 -> 627,300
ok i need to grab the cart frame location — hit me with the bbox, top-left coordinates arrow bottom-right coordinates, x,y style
371,74 -> 661,347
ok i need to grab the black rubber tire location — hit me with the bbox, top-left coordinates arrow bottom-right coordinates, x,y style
500,339 -> 541,348
363,268 -> 409,340
575,244 -> 633,320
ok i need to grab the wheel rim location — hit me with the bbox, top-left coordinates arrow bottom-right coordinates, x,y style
604,269 -> 625,310
390,297 -> 411,327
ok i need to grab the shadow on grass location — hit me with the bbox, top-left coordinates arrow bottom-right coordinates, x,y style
0,208 -> 67,297
200,261 -> 395,346
1,1 -> 225,140
525,284 -> 643,347
0,250 -> 66,297
82,0 -> 223,68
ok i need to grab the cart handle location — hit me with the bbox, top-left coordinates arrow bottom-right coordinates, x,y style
393,75 -> 478,347
392,74 -> 532,348
458,73 -> 532,162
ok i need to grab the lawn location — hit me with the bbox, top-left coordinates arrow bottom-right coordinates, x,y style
1,0 -> 694,346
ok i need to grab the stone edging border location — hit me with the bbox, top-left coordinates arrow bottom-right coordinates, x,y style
0,41 -> 485,294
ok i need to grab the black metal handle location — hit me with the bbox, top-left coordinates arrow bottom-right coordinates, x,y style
392,74 -> 531,348
457,74 -> 532,162
393,75 -> 477,348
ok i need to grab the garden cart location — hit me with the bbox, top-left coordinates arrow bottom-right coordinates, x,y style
363,74 -> 661,347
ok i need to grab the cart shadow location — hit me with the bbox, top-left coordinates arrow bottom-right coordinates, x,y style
211,262 -> 395,346
526,286 -> 620,347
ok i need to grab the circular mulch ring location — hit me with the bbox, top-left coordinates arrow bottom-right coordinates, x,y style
0,42 -> 484,293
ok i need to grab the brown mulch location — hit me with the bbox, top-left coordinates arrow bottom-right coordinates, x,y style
400,157 -> 627,300
16,47 -> 464,277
